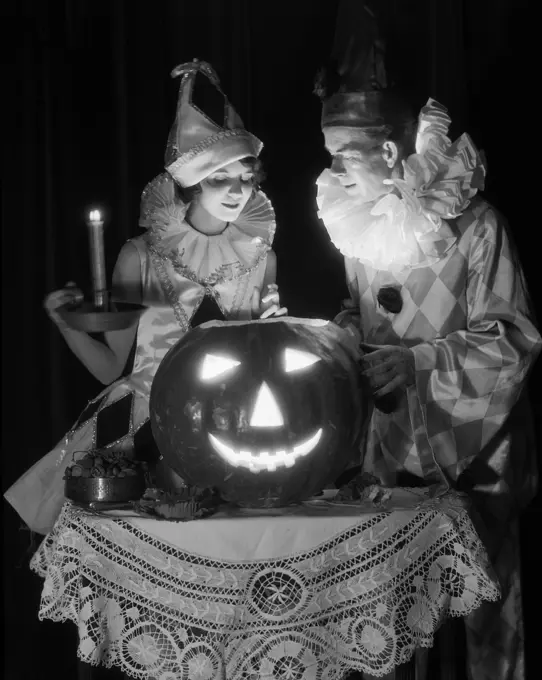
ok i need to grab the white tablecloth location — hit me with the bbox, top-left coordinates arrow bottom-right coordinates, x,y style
31,488 -> 500,679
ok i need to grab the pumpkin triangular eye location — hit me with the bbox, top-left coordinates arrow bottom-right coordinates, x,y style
283,348 -> 321,373
200,354 -> 241,381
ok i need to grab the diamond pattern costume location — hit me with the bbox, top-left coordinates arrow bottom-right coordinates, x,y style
317,99 -> 541,679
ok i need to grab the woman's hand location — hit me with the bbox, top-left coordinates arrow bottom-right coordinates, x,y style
252,284 -> 288,319
44,281 -> 84,329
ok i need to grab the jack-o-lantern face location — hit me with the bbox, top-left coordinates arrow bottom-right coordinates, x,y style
201,347 -> 324,472
150,317 -> 366,507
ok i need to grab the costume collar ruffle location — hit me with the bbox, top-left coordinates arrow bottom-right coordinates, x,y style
316,98 -> 487,272
138,172 -> 275,281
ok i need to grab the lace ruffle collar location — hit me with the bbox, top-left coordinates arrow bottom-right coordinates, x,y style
316,98 -> 487,272
139,172 -> 275,281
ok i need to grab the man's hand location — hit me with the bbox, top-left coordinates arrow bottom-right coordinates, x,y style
360,343 -> 415,398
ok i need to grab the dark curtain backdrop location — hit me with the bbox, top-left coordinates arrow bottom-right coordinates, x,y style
2,1 -> 540,678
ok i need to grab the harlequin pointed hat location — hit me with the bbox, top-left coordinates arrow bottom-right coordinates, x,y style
315,2 -> 415,132
165,59 -> 263,187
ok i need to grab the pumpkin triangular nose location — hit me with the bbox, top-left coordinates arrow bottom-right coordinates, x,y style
249,382 -> 284,428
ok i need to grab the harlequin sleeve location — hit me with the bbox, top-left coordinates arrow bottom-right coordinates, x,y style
411,207 -> 541,506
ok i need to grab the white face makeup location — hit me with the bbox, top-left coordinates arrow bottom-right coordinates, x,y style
195,159 -> 255,224
324,128 -> 393,203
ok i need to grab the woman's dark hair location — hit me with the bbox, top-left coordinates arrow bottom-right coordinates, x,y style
175,156 -> 265,204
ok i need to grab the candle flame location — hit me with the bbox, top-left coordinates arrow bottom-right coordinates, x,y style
89,209 -> 102,223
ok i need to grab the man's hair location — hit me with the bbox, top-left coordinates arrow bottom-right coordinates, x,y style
315,60 -> 418,161
314,60 -> 418,158
355,120 -> 417,161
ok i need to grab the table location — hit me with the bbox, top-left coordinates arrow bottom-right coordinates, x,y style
31,488 -> 500,680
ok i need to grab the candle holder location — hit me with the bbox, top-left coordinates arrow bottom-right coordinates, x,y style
56,210 -> 146,333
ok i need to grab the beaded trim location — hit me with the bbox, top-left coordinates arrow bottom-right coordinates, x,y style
146,229 -> 269,287
139,174 -> 188,231
192,286 -> 227,322
166,129 -> 255,175
149,246 -> 254,329
66,390 -> 144,453
139,174 -> 271,327
140,173 -> 172,206
229,272 -> 251,319
149,249 -> 191,332
149,245 -> 269,288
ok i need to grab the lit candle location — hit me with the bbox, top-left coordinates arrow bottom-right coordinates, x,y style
87,209 -> 108,309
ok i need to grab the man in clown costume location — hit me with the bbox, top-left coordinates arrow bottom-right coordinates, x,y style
315,3 -> 541,679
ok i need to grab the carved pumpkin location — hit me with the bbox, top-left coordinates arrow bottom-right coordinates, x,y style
149,318 -> 365,507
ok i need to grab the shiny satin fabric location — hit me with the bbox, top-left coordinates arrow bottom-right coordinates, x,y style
346,200 -> 541,501
339,198 -> 541,680
4,185 -> 275,536
128,236 -> 266,397
316,98 -> 486,274
164,60 -> 262,188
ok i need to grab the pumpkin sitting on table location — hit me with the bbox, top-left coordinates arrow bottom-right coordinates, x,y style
149,317 -> 366,507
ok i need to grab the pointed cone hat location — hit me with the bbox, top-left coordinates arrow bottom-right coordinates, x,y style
165,59 -> 263,187
315,3 -> 415,132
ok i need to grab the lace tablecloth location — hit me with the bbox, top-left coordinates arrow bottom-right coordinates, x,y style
31,489 -> 500,680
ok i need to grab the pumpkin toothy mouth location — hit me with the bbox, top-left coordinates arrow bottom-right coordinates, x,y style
208,428 -> 323,473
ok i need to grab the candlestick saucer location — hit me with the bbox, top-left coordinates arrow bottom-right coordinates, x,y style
57,299 -> 146,332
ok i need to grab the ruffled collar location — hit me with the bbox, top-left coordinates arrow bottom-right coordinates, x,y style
139,172 -> 275,282
316,98 -> 486,272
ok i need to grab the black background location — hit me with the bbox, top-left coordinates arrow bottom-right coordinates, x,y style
2,1 -> 541,678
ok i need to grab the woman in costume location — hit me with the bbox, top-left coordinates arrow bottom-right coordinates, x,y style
314,5 -> 540,679
4,59 -> 286,536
